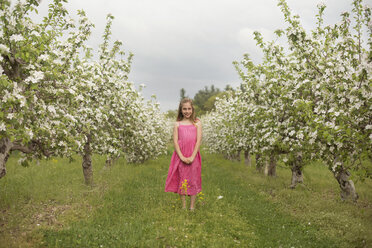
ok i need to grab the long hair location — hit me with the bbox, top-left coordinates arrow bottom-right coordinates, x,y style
176,98 -> 197,123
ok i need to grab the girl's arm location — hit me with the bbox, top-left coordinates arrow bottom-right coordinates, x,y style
189,120 -> 202,162
173,122 -> 187,162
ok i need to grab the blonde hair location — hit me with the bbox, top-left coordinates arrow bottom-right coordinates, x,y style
176,98 -> 197,123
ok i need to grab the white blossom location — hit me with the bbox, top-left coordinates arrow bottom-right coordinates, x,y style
39,54 -> 49,61
7,113 -> 15,120
0,44 -> 10,53
47,105 -> 56,115
53,59 -> 63,65
9,34 -> 23,42
30,30 -> 39,36
0,122 -> 6,131
25,71 -> 44,84
26,129 -> 34,139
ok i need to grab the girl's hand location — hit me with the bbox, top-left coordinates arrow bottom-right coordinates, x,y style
186,157 -> 194,164
180,156 -> 188,164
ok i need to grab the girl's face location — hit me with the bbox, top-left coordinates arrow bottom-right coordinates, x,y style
181,102 -> 193,119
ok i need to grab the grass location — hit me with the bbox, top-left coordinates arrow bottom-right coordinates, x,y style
0,149 -> 371,247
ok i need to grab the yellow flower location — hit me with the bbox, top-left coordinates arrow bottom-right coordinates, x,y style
180,179 -> 189,195
197,191 -> 205,202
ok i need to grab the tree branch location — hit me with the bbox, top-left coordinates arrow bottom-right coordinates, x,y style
10,143 -> 33,153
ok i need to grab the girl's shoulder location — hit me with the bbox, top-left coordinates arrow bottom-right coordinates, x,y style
194,118 -> 201,126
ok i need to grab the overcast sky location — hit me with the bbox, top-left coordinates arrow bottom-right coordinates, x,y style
36,0 -> 359,111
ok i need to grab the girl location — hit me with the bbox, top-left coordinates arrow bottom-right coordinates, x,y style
164,98 -> 202,210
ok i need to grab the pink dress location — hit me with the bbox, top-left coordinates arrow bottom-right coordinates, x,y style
164,123 -> 202,195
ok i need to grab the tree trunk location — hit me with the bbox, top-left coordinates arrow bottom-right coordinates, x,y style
236,150 -> 241,162
255,154 -> 264,173
224,152 -> 240,162
82,134 -> 93,185
223,153 -> 229,160
264,160 -> 269,175
290,154 -> 303,188
105,156 -> 113,167
105,154 -> 120,167
0,138 -> 12,179
267,154 -> 277,177
244,150 -> 251,166
333,166 -> 358,202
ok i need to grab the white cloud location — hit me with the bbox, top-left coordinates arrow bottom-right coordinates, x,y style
34,0 -> 354,111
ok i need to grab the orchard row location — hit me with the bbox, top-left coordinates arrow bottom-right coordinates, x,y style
0,0 -> 170,184
203,0 -> 371,201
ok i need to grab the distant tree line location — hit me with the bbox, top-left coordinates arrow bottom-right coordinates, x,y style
165,84 -> 235,119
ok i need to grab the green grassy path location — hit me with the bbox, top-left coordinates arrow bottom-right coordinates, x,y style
41,155 -> 335,247
1,152 -> 371,247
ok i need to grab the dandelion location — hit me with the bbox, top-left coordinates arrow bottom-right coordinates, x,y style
180,179 -> 190,195
197,191 -> 204,200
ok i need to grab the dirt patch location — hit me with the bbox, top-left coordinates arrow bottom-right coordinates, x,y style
31,203 -> 71,227
0,200 -> 93,247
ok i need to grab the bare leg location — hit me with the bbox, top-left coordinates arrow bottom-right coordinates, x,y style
180,195 -> 186,209
190,195 -> 196,210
